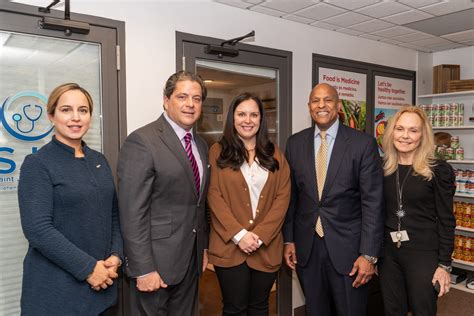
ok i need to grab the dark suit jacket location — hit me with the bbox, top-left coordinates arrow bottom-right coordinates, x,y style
283,123 -> 384,274
117,115 -> 210,284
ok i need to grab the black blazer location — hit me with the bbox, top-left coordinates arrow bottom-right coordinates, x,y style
283,123 -> 385,274
117,115 -> 210,284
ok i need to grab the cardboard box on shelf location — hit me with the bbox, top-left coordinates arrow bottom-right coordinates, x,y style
433,64 -> 460,94
447,79 -> 474,92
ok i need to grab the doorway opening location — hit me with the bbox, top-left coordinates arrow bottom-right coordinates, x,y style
196,60 -> 278,148
176,31 -> 292,315
196,61 -> 279,316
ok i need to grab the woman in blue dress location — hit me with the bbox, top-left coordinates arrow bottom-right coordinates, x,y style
18,83 -> 123,315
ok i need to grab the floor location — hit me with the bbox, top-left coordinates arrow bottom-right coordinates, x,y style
199,269 -> 277,316
198,269 -> 473,316
437,288 -> 474,316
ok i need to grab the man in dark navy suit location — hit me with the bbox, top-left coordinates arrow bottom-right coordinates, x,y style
283,83 -> 384,316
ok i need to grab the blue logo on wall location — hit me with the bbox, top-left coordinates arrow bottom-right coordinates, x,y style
1,91 -> 53,179
0,91 -> 53,141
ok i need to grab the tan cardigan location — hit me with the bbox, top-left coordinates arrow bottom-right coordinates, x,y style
207,143 -> 291,272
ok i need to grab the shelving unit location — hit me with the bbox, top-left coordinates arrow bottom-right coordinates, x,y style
456,226 -> 474,233
433,126 -> 474,130
452,280 -> 474,294
262,98 -> 278,144
199,131 -> 223,135
448,159 -> 474,164
418,91 -> 474,99
455,193 -> 474,198
453,259 -> 474,271
419,90 -> 474,290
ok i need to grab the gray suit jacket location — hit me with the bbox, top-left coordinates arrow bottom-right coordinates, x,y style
117,115 -> 209,284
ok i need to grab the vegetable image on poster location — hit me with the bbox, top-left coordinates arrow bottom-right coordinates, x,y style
374,76 -> 413,155
319,67 -> 367,131
374,108 -> 398,156
340,99 -> 366,131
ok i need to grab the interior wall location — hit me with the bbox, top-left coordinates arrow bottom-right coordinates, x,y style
32,0 -> 420,135
206,89 -> 233,116
416,51 -> 434,96
417,46 -> 474,96
11,0 -> 422,313
432,46 -> 474,80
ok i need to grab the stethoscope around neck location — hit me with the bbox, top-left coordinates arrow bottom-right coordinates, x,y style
11,104 -> 43,134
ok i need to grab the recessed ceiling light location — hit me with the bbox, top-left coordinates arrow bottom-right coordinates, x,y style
203,79 -> 214,83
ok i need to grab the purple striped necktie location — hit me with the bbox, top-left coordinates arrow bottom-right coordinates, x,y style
184,132 -> 201,197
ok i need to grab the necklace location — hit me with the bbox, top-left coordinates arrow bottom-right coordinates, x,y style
395,165 -> 411,247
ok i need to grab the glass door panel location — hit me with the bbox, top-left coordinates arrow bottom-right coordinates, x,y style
195,59 -> 280,315
195,59 -> 279,147
0,30 -> 102,315
179,32 -> 292,315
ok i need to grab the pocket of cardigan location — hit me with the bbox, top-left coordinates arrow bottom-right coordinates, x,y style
151,215 -> 172,240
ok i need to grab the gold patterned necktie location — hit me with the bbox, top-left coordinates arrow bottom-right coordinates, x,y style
315,131 -> 328,237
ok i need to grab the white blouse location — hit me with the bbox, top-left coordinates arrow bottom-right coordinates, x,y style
232,160 -> 269,245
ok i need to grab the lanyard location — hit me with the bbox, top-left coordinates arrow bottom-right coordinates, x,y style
395,166 -> 412,233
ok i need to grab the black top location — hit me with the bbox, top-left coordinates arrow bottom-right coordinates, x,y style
383,160 -> 455,265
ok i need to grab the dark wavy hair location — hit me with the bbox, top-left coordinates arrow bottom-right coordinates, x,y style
163,70 -> 207,101
217,93 -> 279,172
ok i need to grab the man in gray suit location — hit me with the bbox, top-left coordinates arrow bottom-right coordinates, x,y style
118,71 -> 210,315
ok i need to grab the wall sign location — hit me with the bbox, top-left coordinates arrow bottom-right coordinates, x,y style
0,91 -> 53,191
374,76 -> 413,154
319,67 -> 367,131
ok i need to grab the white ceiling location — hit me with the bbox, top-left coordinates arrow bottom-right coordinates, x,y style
214,0 -> 474,53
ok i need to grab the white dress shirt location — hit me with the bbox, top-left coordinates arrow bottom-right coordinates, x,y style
232,159 -> 268,245
314,119 -> 339,167
164,112 -> 203,186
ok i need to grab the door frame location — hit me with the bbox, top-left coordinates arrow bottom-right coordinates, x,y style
313,53 -> 416,136
176,31 -> 292,151
0,0 -> 127,160
176,31 -> 293,315
0,2 -> 127,315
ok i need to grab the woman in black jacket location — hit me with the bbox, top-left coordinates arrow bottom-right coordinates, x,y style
379,106 -> 455,316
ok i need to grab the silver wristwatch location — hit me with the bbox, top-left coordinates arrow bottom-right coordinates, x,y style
438,264 -> 452,273
363,255 -> 378,264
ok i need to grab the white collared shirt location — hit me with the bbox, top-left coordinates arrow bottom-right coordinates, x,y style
314,120 -> 339,167
241,160 -> 269,219
232,160 -> 268,245
163,112 -> 203,186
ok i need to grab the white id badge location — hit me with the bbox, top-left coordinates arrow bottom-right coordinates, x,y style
390,230 -> 409,243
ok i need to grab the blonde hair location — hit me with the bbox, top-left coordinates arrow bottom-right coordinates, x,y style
382,106 -> 435,180
47,83 -> 93,115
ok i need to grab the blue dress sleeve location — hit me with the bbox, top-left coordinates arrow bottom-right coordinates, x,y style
18,155 -> 97,281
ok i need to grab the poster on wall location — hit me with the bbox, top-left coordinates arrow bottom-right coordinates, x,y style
374,76 -> 413,154
319,67 -> 367,131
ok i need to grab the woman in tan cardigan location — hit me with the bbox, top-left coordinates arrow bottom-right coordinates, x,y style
207,93 -> 291,315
